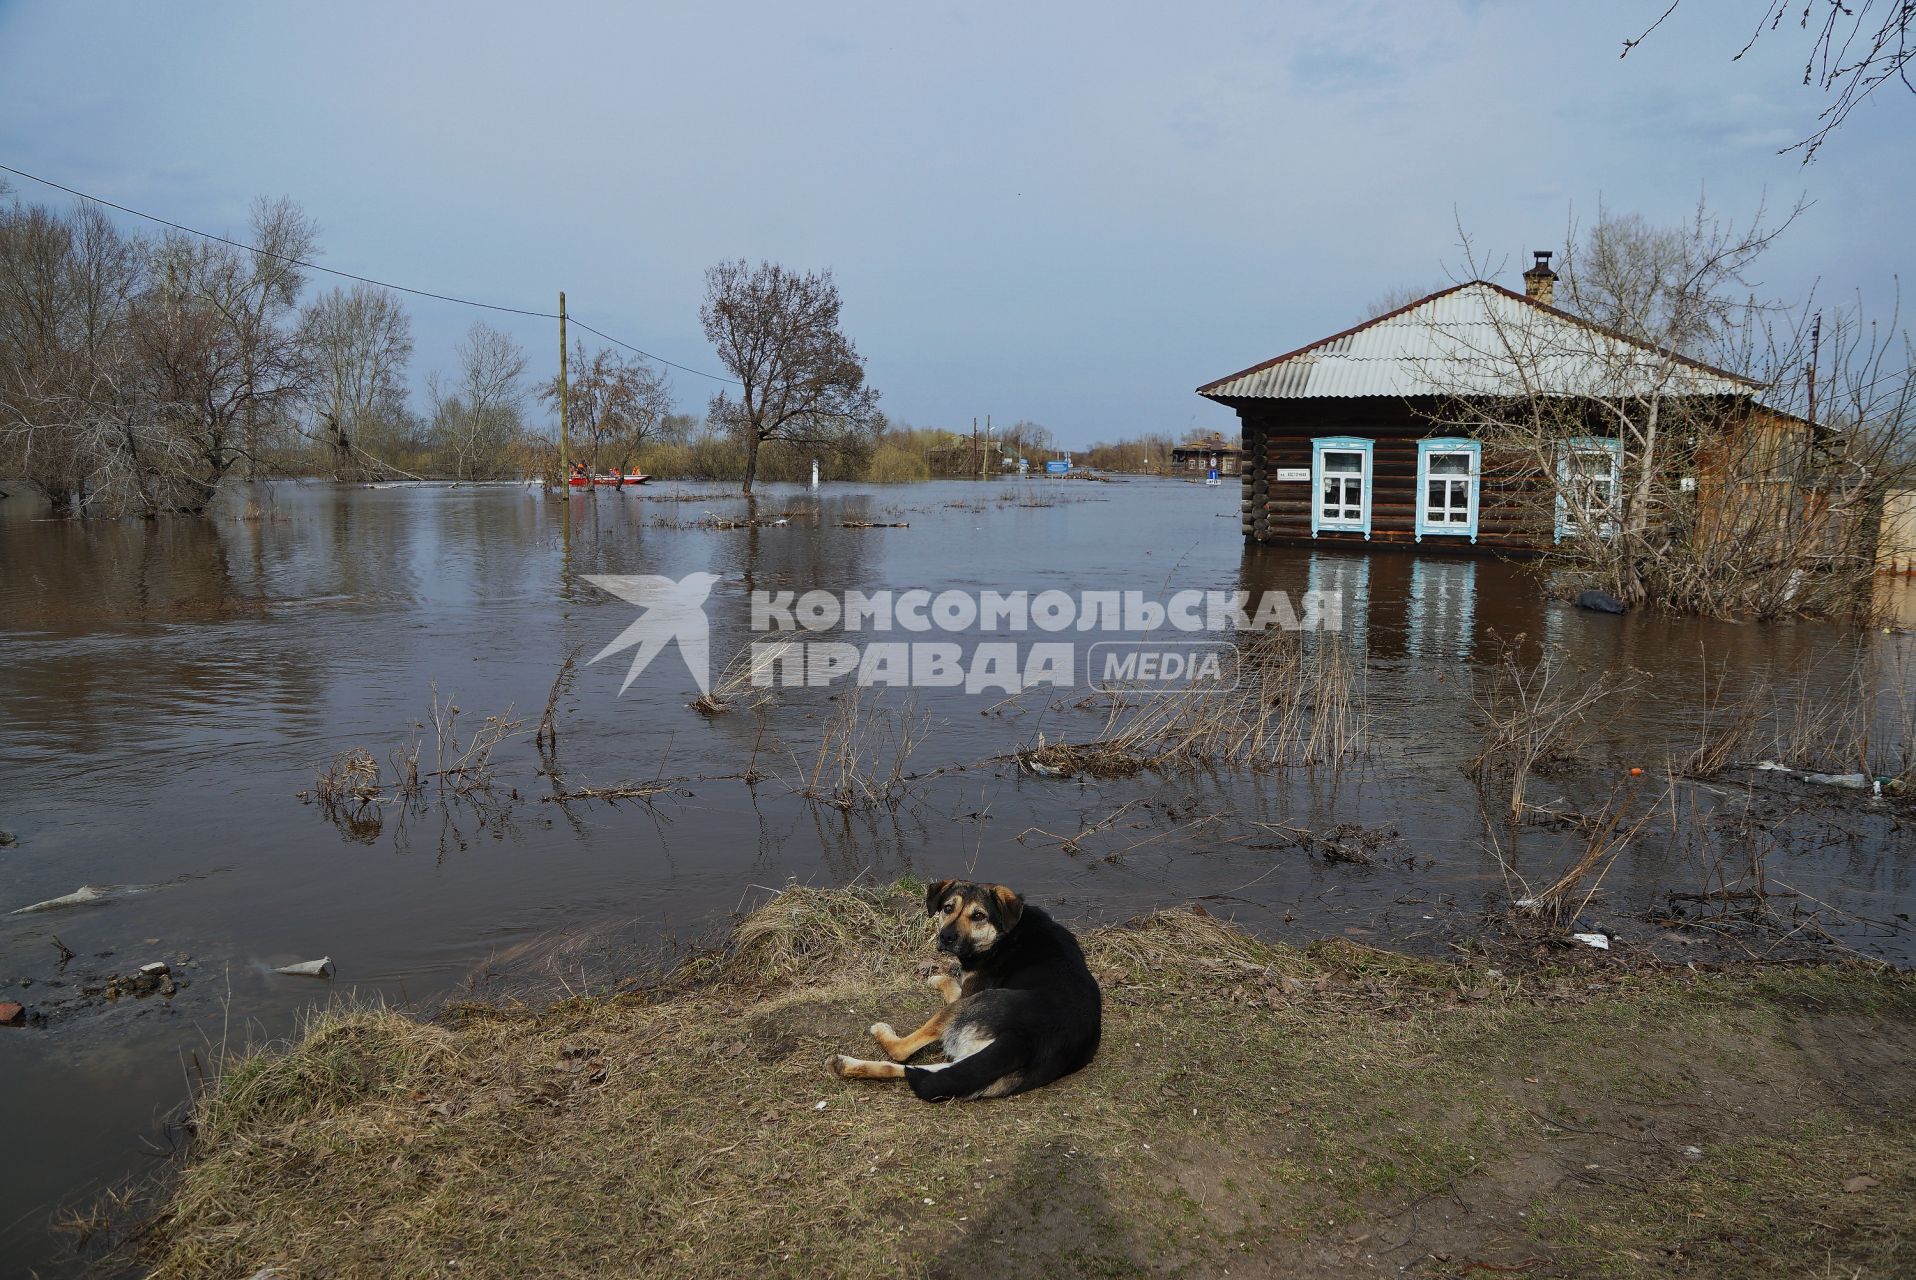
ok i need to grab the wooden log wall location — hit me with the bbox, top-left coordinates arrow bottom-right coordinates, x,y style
1229,398 -> 1554,552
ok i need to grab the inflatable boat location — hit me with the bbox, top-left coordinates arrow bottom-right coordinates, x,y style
566,472 -> 652,488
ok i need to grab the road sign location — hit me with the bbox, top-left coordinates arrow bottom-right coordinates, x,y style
1044,460 -> 1071,475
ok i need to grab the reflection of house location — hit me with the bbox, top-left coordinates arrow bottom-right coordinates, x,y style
1196,256 -> 1816,554
1405,558 -> 1477,662
1169,432 -> 1242,476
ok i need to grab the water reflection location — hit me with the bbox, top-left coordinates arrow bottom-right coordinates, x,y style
1405,557 -> 1477,663
0,477 -> 1910,1278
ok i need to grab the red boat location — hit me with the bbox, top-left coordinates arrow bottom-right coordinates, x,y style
566,472 -> 652,488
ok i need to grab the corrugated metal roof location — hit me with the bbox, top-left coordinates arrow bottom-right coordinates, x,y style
1198,281 -> 1756,401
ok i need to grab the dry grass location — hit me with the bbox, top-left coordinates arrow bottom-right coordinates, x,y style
299,689 -> 530,843
391,687 -> 527,798
134,885 -> 1916,1280
691,640 -> 791,716
1682,642 -> 1916,789
789,688 -> 928,811
310,747 -> 381,818
1019,632 -> 1366,777
1471,641 -> 1625,823
1509,779 -> 1672,924
534,645 -> 584,756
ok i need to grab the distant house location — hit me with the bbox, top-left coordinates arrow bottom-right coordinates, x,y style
1169,432 -> 1242,476
1195,257 -> 1818,555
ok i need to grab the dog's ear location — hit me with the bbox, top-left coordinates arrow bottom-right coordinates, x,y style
925,879 -> 956,917
990,884 -> 1024,932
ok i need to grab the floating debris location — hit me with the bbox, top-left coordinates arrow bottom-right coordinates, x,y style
1800,771 -> 1869,790
10,885 -> 109,914
275,957 -> 336,978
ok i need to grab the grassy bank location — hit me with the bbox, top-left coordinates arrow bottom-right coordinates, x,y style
140,885 -> 1916,1278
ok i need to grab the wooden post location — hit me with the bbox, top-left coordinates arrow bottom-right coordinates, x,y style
558,291 -> 569,483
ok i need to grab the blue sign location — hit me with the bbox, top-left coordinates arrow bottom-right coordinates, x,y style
1044,460 -> 1071,475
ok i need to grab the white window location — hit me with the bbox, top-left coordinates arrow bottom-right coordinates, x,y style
1415,437 -> 1481,543
1556,438 -> 1622,540
1424,453 -> 1472,525
1321,451 -> 1365,525
1311,437 -> 1373,537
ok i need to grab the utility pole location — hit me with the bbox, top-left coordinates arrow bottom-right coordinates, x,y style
1807,312 -> 1821,432
558,291 -> 570,484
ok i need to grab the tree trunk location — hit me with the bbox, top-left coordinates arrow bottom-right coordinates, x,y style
742,426 -> 761,495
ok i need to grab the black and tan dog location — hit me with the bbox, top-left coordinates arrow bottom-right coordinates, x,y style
827,879 -> 1101,1101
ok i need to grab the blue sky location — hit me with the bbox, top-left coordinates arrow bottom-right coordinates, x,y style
2,0 -> 1910,446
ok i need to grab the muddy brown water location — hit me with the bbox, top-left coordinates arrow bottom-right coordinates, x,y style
2,477 -> 1912,1273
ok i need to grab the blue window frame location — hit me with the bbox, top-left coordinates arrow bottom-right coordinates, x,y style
1415,437 -> 1481,543
1311,436 -> 1373,538
1554,437 -> 1623,542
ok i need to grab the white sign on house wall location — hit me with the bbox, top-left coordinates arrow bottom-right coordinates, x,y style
1275,467 -> 1310,481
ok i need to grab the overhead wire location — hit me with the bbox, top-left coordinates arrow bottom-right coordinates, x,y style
0,161 -> 739,384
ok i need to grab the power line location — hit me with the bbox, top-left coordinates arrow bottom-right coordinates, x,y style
565,317 -> 735,385
0,160 -> 739,384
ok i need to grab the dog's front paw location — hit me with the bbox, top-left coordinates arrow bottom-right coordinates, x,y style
828,1053 -> 852,1079
870,1021 -> 897,1045
916,960 -> 954,981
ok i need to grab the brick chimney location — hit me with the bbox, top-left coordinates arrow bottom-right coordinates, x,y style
1522,250 -> 1557,306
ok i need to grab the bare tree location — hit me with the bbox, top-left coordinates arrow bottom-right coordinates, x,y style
229,197 -> 320,476
123,201 -> 314,512
657,411 -> 700,444
535,341 -> 671,473
1622,1 -> 1915,159
430,322 -> 526,480
1,193 -> 327,515
0,200 -> 143,512
1357,283 -> 1446,323
699,259 -> 881,494
300,284 -> 413,479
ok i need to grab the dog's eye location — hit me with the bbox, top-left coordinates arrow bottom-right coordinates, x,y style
969,911 -> 986,923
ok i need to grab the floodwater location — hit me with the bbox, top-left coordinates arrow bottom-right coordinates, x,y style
1,477 -> 1912,1273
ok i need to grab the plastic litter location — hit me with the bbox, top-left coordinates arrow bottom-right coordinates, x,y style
1800,772 -> 1868,789
1571,932 -> 1611,950
1755,762 -> 1893,794
274,957 -> 335,978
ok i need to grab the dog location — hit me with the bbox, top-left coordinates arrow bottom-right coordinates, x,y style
827,879 -> 1101,1101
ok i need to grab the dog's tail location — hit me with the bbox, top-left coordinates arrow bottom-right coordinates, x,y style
904,1040 -> 1027,1103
